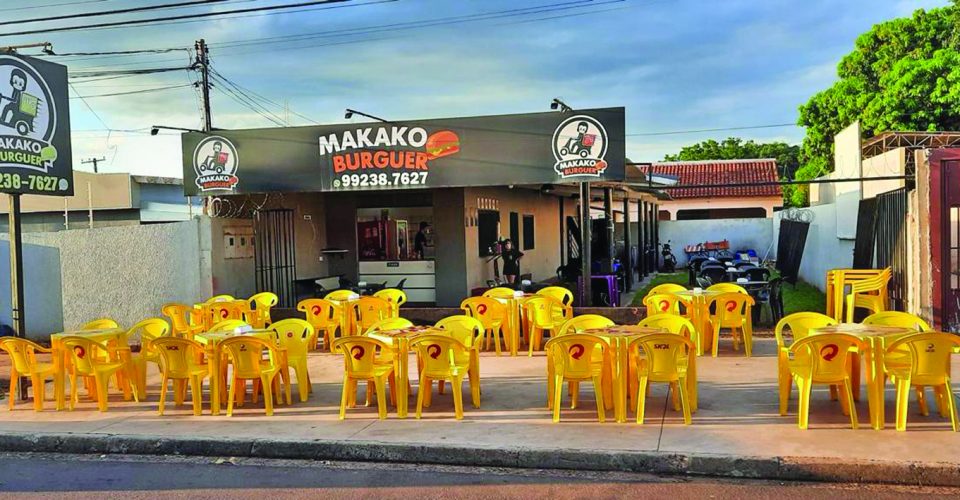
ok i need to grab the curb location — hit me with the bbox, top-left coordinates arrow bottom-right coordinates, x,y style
0,432 -> 958,486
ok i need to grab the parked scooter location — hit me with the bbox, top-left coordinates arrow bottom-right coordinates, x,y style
660,240 -> 677,273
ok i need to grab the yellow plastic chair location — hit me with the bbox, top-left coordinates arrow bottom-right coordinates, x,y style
636,314 -> 699,410
162,303 -> 204,339
210,319 -> 250,332
204,301 -> 248,329
522,296 -> 566,356
787,333 -> 866,429
153,337 -> 209,416
206,294 -> 236,303
435,315 -> 483,406
0,337 -> 55,411
544,334 -> 609,423
373,288 -> 407,317
220,336 -> 282,417
706,283 -> 748,295
482,287 -> 517,300
630,333 -> 696,425
332,336 -> 396,420
537,286 -> 575,323
127,318 -> 171,399
773,312 -> 838,415
845,272 -> 891,322
707,292 -> 755,357
352,296 -> 393,334
643,293 -> 685,317
863,311 -> 931,332
648,283 -> 688,296
270,319 -> 315,403
411,335 -> 473,420
297,298 -> 342,350
325,289 -> 358,301
82,318 -> 119,330
249,292 -> 279,328
884,332 -> 960,431
61,336 -> 134,411
460,297 -> 508,355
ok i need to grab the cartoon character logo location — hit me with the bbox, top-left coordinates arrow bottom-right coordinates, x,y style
0,55 -> 63,184
552,115 -> 608,178
193,136 -> 239,192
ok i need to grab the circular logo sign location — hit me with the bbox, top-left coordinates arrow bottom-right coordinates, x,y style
552,115 -> 608,178
0,55 -> 58,173
193,136 -> 239,192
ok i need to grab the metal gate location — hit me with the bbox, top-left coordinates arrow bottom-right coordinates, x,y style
942,161 -> 960,330
874,187 -> 908,311
254,209 -> 297,308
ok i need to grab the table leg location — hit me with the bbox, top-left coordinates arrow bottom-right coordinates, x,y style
207,345 -> 221,415
508,300 -> 519,356
53,341 -> 65,411
395,339 -> 410,418
615,338 -> 628,423
118,350 -> 139,402
871,337 -> 886,429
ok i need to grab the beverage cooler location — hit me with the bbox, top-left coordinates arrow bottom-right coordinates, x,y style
357,219 -> 409,260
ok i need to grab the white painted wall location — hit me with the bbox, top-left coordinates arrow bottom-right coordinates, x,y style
0,240 -> 63,338
660,218 -> 774,267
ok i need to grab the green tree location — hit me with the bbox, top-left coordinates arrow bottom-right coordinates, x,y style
663,137 -> 801,205
795,1 -> 960,206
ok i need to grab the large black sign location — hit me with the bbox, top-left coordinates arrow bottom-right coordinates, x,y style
181,107 -> 624,195
0,54 -> 73,196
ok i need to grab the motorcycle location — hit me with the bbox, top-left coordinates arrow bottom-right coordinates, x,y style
660,240 -> 677,273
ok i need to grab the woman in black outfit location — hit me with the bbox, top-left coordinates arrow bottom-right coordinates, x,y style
500,239 -> 524,286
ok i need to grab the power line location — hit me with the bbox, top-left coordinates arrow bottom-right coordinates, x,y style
210,72 -> 288,126
212,80 -> 287,127
69,66 -> 194,79
210,68 -> 319,124
0,0 -> 360,37
0,0 -> 233,27
68,81 -> 111,130
69,83 -> 194,99
627,123 -> 799,136
46,47 -> 188,58
0,0 -> 108,13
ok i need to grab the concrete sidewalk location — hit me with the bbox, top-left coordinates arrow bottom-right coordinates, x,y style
1,339 -> 959,485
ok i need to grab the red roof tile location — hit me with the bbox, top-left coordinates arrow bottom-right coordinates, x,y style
640,159 -> 782,199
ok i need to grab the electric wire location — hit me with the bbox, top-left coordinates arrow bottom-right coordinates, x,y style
210,68 -> 319,124
0,0 -> 109,13
0,0 -> 235,27
69,83 -> 195,99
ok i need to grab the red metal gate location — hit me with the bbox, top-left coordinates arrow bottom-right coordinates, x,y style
930,150 -> 960,330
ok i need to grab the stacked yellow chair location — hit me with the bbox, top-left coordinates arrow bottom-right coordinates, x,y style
844,269 -> 891,322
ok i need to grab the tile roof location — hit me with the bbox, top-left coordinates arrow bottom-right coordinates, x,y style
640,159 -> 782,199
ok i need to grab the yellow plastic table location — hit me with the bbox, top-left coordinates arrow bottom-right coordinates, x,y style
194,329 -> 285,415
809,323 -> 914,430
50,328 -> 137,411
671,289 -> 724,356
583,325 -> 667,423
327,294 -> 361,337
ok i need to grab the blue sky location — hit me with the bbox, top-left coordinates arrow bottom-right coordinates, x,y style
0,0 -> 950,177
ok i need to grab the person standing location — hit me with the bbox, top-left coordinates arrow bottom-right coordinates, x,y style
413,221 -> 430,259
500,239 -> 524,286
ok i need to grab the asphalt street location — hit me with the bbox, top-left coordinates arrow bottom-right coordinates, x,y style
0,452 -> 956,499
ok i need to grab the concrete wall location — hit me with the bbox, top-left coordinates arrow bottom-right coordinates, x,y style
862,147 -> 906,199
433,188 -> 467,307
660,217 -> 774,267
772,201 -> 855,292
210,217 -> 256,298
0,240 -> 63,338
659,196 -> 782,220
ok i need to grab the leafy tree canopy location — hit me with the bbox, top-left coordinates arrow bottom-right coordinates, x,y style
795,1 -> 960,205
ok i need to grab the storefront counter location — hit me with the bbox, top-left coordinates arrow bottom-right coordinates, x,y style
359,260 -> 436,303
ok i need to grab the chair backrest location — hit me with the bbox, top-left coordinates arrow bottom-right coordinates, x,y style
411,334 -> 472,376
734,261 -> 758,270
395,278 -> 407,290
61,336 -> 111,375
850,274 -> 889,293
459,296 -> 508,329
708,292 -> 755,323
332,336 -> 391,379
373,288 -> 407,308
637,314 -> 696,340
219,336 -> 279,378
270,318 -> 314,359
544,333 -> 609,380
629,333 -> 695,380
352,296 -> 393,330
537,286 -> 574,306
82,318 -> 119,330
696,277 -> 712,289
706,283 -> 748,294
161,303 -> 194,333
126,318 -> 170,355
557,314 -> 614,336
206,301 -> 246,325
699,267 -> 727,284
435,315 -> 484,347
885,332 -> 960,382
522,296 -> 565,328
364,317 -> 414,335
642,293 -> 683,316
210,319 -> 250,332
207,294 -> 236,303
648,283 -> 687,296
297,298 -> 339,328
863,311 -> 931,332
774,312 -> 837,349
482,287 -> 516,299
0,337 -> 45,373
249,292 -> 279,324
325,289 -> 359,301
153,337 -> 206,379
790,333 -> 865,380
746,267 -> 771,282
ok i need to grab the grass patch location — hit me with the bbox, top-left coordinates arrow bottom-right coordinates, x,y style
630,270 -> 827,316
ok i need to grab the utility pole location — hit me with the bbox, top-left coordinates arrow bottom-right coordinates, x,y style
195,39 -> 212,132
81,157 -> 105,173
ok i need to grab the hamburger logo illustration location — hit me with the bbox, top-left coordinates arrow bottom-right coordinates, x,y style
552,115 -> 608,178
193,136 -> 239,192
425,130 -> 459,159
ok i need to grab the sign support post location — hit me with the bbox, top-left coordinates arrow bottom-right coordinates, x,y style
579,182 -> 592,306
8,193 -> 26,400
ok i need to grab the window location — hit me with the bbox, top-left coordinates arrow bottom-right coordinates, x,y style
509,212 -> 519,247
522,214 -> 535,250
477,210 -> 500,257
